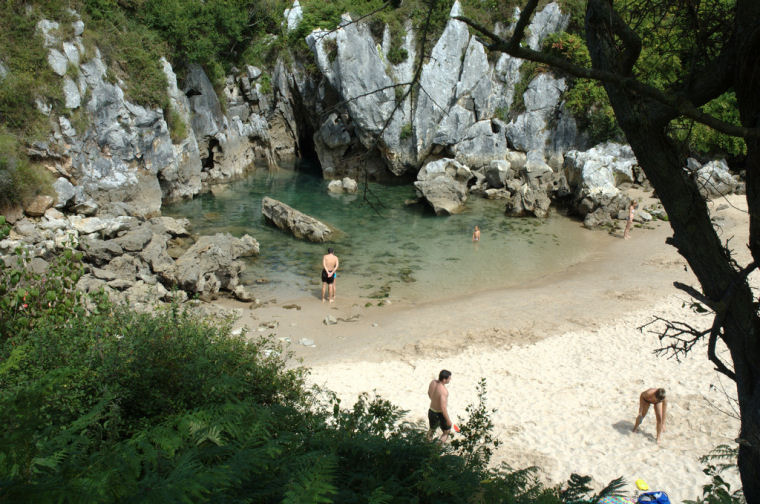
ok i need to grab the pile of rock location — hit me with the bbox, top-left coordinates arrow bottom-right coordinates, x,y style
1,211 -> 259,309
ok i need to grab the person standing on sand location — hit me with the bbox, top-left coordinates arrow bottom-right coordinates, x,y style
427,370 -> 453,442
472,225 -> 481,242
623,200 -> 638,239
321,247 -> 339,303
632,387 -> 667,443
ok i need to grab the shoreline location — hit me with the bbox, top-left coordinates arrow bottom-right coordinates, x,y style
219,194 -> 748,501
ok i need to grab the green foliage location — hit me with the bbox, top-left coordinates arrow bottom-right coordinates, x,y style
685,445 -> 744,504
387,45 -> 408,65
543,32 -> 623,144
451,377 -> 501,468
670,93 -> 747,158
0,133 -> 55,209
166,105 -> 188,144
400,123 -> 413,140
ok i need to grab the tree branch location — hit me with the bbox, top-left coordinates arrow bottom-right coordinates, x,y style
453,15 -> 760,140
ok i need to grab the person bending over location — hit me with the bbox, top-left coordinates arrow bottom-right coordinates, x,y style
632,387 -> 667,442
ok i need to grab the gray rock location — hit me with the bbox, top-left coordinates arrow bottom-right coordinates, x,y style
48,49 -> 68,76
62,42 -> 80,67
80,237 -> 124,265
103,255 -> 142,281
564,142 -> 637,201
262,197 -> 337,242
123,280 -> 169,305
327,180 -> 345,193
506,73 -> 567,153
433,105 -> 475,146
234,285 -> 255,301
695,159 -> 740,199
29,257 -> 50,274
583,207 -> 613,229
72,216 -> 107,235
149,216 -> 191,236
171,233 -> 259,297
0,61 -> 8,81
484,160 -> 511,188
454,120 -> 508,169
246,65 -> 262,80
91,266 -> 118,281
284,0 -> 303,32
140,234 -> 175,274
414,158 -> 473,215
72,20 -> 85,36
107,278 -> 134,290
506,184 -> 552,218
415,1 -> 470,160
53,177 -> 76,208
341,177 -> 358,193
63,77 -> 81,109
160,58 -> 202,201
115,226 -> 153,251
36,20 -> 60,47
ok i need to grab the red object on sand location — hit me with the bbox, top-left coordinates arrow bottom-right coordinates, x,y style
453,424 -> 460,432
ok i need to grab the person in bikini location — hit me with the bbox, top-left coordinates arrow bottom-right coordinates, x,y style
632,387 -> 667,442
427,370 -> 453,442
321,247 -> 339,303
472,225 -> 481,242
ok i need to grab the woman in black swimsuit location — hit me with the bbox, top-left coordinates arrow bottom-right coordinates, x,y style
632,387 -> 667,443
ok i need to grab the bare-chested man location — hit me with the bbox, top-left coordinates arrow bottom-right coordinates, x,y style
321,247 -> 339,303
632,387 -> 667,443
427,370 -> 452,442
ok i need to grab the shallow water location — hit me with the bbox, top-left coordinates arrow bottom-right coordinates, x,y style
163,163 -> 602,303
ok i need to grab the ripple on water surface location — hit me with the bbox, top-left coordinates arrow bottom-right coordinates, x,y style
163,165 -> 602,303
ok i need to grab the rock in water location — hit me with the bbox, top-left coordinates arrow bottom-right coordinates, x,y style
261,196 -> 339,242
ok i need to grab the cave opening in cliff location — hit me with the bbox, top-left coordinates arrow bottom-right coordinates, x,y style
295,123 -> 321,175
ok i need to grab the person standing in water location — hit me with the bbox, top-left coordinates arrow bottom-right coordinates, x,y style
427,370 -> 453,442
321,247 -> 339,303
472,225 -> 481,242
624,200 -> 638,239
632,387 -> 667,443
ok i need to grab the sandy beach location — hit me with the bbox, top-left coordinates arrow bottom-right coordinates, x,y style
223,193 -> 748,502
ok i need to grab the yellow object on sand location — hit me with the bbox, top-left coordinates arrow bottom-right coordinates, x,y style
635,479 -> 650,491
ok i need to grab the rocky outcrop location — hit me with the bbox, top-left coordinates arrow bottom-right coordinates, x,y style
414,158 -> 474,215
688,158 -> 743,199
261,196 -> 337,242
563,142 -> 641,222
172,233 -> 259,298
0,211 -> 262,303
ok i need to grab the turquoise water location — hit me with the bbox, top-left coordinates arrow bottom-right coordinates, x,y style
163,164 -> 601,303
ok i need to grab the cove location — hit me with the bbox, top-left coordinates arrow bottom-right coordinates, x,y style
163,163 -> 605,304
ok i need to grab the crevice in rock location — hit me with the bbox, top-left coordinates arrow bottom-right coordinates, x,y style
202,138 -> 219,170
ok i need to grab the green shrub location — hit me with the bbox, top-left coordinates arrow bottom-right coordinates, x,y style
400,123 -> 412,140
166,105 -> 188,144
0,133 -> 55,209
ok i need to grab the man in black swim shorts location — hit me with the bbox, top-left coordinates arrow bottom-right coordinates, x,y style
427,370 -> 452,442
321,247 -> 339,303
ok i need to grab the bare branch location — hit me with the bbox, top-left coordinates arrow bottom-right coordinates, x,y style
453,15 -> 760,140
508,0 -> 539,52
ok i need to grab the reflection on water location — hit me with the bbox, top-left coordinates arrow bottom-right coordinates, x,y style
163,163 -> 600,303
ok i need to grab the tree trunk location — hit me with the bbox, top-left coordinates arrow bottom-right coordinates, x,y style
585,1 -> 760,499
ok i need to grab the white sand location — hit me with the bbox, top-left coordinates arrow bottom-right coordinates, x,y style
223,193 -> 749,502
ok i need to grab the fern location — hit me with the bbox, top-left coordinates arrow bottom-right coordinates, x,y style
282,454 -> 338,504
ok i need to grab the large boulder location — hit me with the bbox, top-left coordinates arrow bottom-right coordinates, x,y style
691,158 -> 741,199
171,233 -> 259,298
414,158 -> 474,215
564,142 -> 638,214
262,196 -> 337,242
